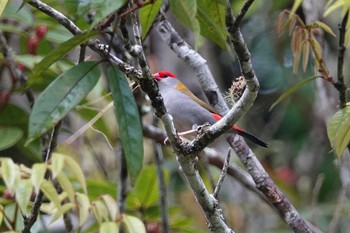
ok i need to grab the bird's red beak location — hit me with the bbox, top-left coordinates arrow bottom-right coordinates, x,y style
153,72 -> 161,81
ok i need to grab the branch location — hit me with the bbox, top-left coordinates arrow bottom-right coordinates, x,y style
335,10 -> 349,108
213,149 -> 231,199
227,135 -> 314,233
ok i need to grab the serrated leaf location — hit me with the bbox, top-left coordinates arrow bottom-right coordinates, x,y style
60,153 -> 87,193
50,153 -> 65,179
100,221 -> 119,233
197,0 -> 228,49
314,20 -> 336,37
270,76 -> 319,111
107,65 -> 143,184
27,61 -> 101,144
1,158 -> 18,194
170,0 -> 200,38
123,214 -> 146,233
327,105 -> 350,158
76,192 -> 90,225
31,163 -> 46,194
140,0 -> 163,39
89,0 -> 128,29
28,31 -> 99,86
0,127 -> 23,151
56,173 -> 75,204
49,203 -> 74,224
15,179 -> 33,213
41,180 -> 61,211
101,195 -> 118,220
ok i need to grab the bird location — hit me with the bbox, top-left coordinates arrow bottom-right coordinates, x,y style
153,70 -> 267,148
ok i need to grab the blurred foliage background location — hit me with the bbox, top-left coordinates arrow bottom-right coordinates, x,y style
0,0 -> 350,232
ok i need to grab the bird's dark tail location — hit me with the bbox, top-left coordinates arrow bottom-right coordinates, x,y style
234,127 -> 268,148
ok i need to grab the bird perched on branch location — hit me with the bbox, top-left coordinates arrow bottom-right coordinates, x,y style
153,71 -> 267,148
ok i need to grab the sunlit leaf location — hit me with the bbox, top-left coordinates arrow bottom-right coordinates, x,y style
101,195 -> 118,220
123,214 -> 146,233
270,76 -> 319,111
92,199 -> 109,222
56,173 -> 75,204
0,127 -> 23,151
15,179 -> 33,213
291,0 -> 302,14
27,61 -> 101,144
313,20 -> 336,36
1,158 -> 18,194
50,203 -> 74,224
100,222 -> 119,233
324,0 -> 344,16
107,65 -> 143,183
140,0 -> 163,39
327,105 -> 350,158
76,192 -> 91,225
60,153 -> 87,193
31,163 -> 46,194
51,153 -> 65,179
41,180 -> 61,211
0,0 -> 8,16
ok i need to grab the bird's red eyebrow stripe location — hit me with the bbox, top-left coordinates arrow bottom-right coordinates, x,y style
159,70 -> 176,78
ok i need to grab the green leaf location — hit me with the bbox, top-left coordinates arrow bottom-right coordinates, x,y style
31,163 -> 46,194
327,105 -> 350,158
101,195 -> 118,220
107,65 -> 143,183
140,0 -> 163,39
61,153 -> 88,193
313,20 -> 336,37
56,173 -> 75,204
92,200 -> 109,222
41,180 -> 61,211
50,153 -> 65,179
270,76 -> 319,111
129,165 -> 170,208
290,0 -> 302,14
89,0 -> 128,29
197,0 -> 228,49
100,222 -> 119,233
15,179 -> 33,213
0,127 -> 23,150
123,214 -> 146,233
1,158 -> 18,194
27,61 -> 101,144
76,193 -> 91,226
170,0 -> 200,42
0,0 -> 9,16
50,203 -> 74,224
28,31 -> 99,86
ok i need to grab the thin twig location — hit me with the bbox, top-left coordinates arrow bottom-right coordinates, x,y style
311,174 -> 324,225
213,148 -> 231,199
231,0 -> 255,32
22,122 -> 61,233
327,189 -> 346,233
153,117 -> 170,233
